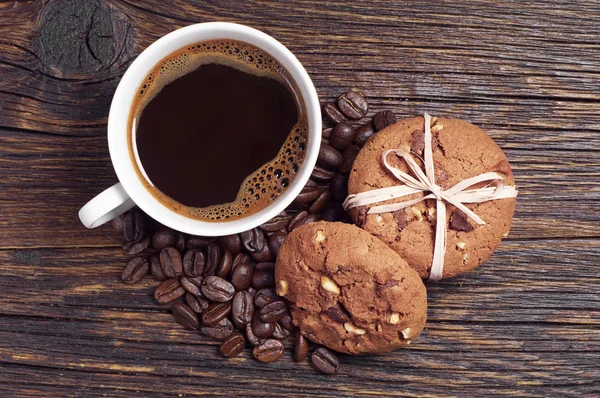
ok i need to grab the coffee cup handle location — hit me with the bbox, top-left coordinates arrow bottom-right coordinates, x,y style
79,182 -> 136,228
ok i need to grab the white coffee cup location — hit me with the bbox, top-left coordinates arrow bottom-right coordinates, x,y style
78,22 -> 321,236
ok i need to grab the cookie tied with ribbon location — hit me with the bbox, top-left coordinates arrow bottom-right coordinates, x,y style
344,114 -> 518,281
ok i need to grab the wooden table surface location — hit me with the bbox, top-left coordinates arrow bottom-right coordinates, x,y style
1,0 -> 599,396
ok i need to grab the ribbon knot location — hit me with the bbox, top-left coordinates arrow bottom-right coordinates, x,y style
343,113 -> 518,281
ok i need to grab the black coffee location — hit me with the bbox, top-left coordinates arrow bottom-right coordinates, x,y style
129,40 -> 307,221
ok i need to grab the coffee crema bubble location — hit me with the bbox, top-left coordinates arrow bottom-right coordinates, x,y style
128,40 -> 308,222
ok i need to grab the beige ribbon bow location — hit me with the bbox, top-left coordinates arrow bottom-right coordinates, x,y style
343,113 -> 518,281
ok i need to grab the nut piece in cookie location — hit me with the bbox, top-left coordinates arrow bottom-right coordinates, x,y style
275,221 -> 427,355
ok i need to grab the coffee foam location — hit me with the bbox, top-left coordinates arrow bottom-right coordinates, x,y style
129,40 -> 308,222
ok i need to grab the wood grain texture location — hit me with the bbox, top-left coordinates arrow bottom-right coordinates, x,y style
0,0 -> 599,396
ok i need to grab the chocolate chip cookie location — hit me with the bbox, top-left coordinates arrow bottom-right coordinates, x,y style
275,221 -> 427,355
347,115 -> 517,279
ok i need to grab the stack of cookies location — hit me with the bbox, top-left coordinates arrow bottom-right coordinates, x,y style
276,104 -> 517,355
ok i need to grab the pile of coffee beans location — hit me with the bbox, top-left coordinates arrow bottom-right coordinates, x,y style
113,89 -> 395,374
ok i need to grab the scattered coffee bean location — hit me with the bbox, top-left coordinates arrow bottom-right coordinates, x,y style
220,332 -> 246,358
252,268 -> 275,290
111,213 -> 126,234
323,127 -> 332,139
311,347 -> 340,374
201,276 -> 235,302
354,121 -> 375,146
294,187 -> 322,204
251,311 -> 275,338
124,210 -> 145,243
154,278 -> 186,304
183,248 -> 205,277
150,254 -> 167,281
172,302 -> 200,330
202,301 -> 232,325
175,232 -> 186,252
260,300 -> 288,323
322,201 -> 345,222
340,145 -> 361,174
216,249 -> 233,278
330,122 -> 356,151
309,189 -> 331,213
253,339 -> 284,362
232,253 -> 251,270
217,234 -> 242,256
318,143 -> 343,170
232,291 -> 255,324
255,288 -> 280,308
279,313 -> 295,331
121,257 -> 149,284
268,231 -> 287,257
331,173 -> 348,201
311,165 -> 335,182
186,292 -> 210,314
159,247 -> 183,278
272,322 -> 291,340
255,262 -> 275,271
322,102 -> 347,124
123,235 -> 151,255
201,317 -> 233,340
232,315 -> 247,331
290,213 -> 320,231
241,228 -> 265,254
187,236 -> 212,250
373,110 -> 396,131
246,322 -> 266,347
294,334 -> 309,362
287,211 -> 308,232
204,244 -> 221,276
337,89 -> 368,120
248,286 -> 257,297
259,211 -> 289,232
231,262 -> 253,291
152,228 -> 175,250
250,241 -> 273,262
181,275 -> 203,296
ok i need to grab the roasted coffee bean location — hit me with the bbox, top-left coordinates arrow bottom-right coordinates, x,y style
241,228 -> 265,253
232,253 -> 251,270
252,268 -> 275,290
268,231 -> 287,257
216,249 -> 233,278
280,313 -> 295,331
245,322 -> 266,347
294,187 -> 322,204
322,201 -> 346,222
172,302 -> 200,330
260,300 -> 288,323
311,347 -> 340,374
232,291 -> 255,324
248,286 -> 257,297
294,334 -> 309,362
322,102 -> 347,124
181,275 -> 204,296
202,302 -> 232,325
183,248 -> 205,277
290,213 -> 319,231
152,228 -> 175,250
272,323 -> 291,340
330,122 -> 356,151
232,315 -> 247,331
259,211 -> 289,232
204,244 -> 221,276
323,127 -> 332,139
373,110 -> 396,131
252,311 -> 275,338
309,189 -> 331,213
255,262 -> 274,271
201,317 -> 233,340
287,211 -> 308,232
331,173 -> 348,201
253,339 -> 284,362
201,276 -> 235,302
124,210 -> 146,242
317,143 -> 343,169
186,292 -> 210,314
154,278 -> 185,304
255,288 -> 280,308
217,234 -> 242,255
220,333 -> 246,358
111,213 -> 126,234
311,165 -> 335,182
230,263 -> 253,291
123,235 -> 151,255
337,89 -> 368,120
160,247 -> 183,278
150,255 -> 167,281
121,257 -> 149,284
187,236 -> 212,250
175,232 -> 186,252
250,242 -> 273,262
340,145 -> 361,174
354,121 -> 376,146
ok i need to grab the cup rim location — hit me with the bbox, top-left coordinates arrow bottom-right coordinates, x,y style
108,22 -> 321,236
